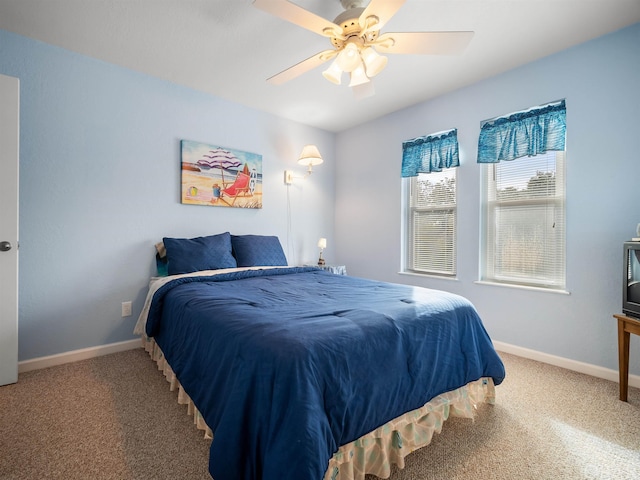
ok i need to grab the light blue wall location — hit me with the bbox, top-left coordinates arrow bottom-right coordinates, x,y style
3,23 -> 639,373
0,29 -> 336,361
335,24 -> 640,375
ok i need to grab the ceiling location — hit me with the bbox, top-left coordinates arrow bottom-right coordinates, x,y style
0,0 -> 638,132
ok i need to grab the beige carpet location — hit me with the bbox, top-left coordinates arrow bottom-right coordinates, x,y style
1,348 -> 639,480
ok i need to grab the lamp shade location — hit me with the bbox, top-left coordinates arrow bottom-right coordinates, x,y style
322,59 -> 342,85
361,47 -> 388,77
336,42 -> 361,73
298,145 -> 323,167
318,238 -> 327,249
348,64 -> 370,87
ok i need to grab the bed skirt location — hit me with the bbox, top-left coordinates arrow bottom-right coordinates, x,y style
141,336 -> 495,480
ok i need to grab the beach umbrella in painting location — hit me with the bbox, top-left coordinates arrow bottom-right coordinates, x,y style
197,148 -> 242,185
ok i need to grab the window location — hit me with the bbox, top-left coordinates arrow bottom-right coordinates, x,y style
401,129 -> 459,276
482,151 -> 565,288
479,100 -> 566,290
407,169 -> 456,276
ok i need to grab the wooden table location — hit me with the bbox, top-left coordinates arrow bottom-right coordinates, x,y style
614,314 -> 640,401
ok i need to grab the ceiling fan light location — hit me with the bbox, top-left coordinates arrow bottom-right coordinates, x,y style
361,47 -> 388,77
336,42 -> 361,73
322,60 -> 342,85
349,65 -> 370,87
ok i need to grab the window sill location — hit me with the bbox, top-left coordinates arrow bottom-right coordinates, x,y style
398,271 -> 459,282
474,280 -> 570,295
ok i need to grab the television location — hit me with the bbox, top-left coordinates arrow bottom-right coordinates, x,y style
623,242 -> 640,318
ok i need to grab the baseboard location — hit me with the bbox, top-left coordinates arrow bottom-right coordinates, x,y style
493,340 -> 640,389
18,338 -> 141,373
18,338 -> 640,390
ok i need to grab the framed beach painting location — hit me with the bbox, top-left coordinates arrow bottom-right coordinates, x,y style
180,140 -> 262,209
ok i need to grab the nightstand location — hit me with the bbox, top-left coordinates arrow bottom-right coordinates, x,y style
308,264 -> 347,275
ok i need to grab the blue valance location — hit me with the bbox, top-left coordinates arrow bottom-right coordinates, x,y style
401,129 -> 459,178
477,100 -> 566,163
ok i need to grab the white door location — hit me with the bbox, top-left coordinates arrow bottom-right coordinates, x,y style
0,73 -> 19,386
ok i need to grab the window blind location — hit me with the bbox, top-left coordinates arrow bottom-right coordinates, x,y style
484,151 -> 565,288
409,169 -> 456,275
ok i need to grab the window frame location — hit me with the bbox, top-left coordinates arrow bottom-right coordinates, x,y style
404,168 -> 457,277
481,150 -> 566,290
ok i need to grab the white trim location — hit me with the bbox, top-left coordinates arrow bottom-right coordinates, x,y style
474,280 -> 570,295
494,340 -> 640,389
18,339 -> 141,373
397,271 -> 459,282
18,337 -> 639,391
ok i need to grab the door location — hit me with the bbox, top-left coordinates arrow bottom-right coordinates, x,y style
0,73 -> 19,386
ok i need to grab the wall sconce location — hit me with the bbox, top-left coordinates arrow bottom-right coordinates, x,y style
284,145 -> 323,184
317,237 -> 327,266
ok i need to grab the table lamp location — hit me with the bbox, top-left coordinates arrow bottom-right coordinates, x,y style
317,238 -> 327,266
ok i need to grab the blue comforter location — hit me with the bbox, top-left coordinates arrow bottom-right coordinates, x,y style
145,267 -> 505,480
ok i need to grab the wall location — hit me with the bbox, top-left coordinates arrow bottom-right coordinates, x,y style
335,24 -> 640,375
0,29 -> 336,361
2,22 -> 638,372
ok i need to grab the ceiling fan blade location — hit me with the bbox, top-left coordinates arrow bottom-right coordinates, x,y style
267,50 -> 337,85
253,0 -> 342,38
359,0 -> 405,32
375,31 -> 474,55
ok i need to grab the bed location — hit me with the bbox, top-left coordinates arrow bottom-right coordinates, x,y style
134,233 -> 505,480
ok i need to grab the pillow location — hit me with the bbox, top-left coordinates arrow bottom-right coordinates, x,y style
231,235 -> 288,267
163,232 -> 237,275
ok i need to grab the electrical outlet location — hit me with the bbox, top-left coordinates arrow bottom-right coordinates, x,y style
121,301 -> 132,317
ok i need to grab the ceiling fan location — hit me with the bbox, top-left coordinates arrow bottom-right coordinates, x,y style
252,0 -> 474,95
